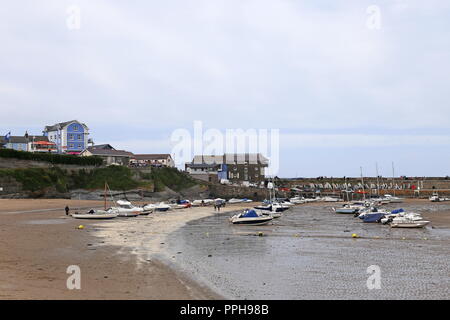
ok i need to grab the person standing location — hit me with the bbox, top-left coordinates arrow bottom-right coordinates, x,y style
65,205 -> 70,216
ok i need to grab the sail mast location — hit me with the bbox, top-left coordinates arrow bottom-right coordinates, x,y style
392,162 -> 396,197
360,166 -> 366,200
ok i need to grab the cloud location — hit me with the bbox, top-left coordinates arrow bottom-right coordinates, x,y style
1,1 -> 449,175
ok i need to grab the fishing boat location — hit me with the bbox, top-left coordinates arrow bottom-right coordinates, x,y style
71,208 -> 118,220
230,209 -> 273,225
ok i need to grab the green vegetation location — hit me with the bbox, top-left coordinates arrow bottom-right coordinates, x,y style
0,148 -> 103,166
140,167 -> 197,192
0,165 -> 196,194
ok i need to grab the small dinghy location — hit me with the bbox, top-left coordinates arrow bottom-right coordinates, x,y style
230,209 -> 273,225
71,209 -> 118,220
333,204 -> 363,214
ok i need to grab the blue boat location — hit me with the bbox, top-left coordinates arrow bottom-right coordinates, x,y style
363,212 -> 385,223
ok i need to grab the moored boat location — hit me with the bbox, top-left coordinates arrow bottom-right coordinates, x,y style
71,208 -> 118,220
230,209 -> 273,225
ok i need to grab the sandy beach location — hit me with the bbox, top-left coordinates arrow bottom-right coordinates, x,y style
0,199 -> 246,299
0,198 -> 449,299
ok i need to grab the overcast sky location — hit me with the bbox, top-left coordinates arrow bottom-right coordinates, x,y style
1,1 -> 450,177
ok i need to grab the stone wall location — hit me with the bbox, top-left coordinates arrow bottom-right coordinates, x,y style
207,184 -> 268,201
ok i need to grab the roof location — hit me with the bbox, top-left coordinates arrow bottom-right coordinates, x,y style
191,153 -> 269,165
186,163 -> 221,169
83,147 -> 134,157
91,144 -> 115,150
133,154 -> 172,160
44,120 -> 88,132
0,135 -> 48,144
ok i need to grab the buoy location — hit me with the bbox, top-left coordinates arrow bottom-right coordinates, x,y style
78,225 -> 85,230
402,237 -> 406,240
352,233 -> 359,238
258,232 -> 264,237
423,237 -> 428,240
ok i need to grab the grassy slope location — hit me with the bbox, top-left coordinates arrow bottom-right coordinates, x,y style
0,166 -> 197,193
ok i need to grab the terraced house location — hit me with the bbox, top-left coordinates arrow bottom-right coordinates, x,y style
185,153 -> 268,184
43,120 -> 90,154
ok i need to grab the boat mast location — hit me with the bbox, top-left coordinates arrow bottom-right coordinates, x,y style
376,162 -> 380,197
360,166 -> 366,200
392,162 -> 396,197
104,182 -> 107,210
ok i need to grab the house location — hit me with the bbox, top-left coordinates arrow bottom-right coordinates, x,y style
130,154 -> 175,167
43,120 -> 89,154
0,133 -> 57,153
185,153 -> 268,184
80,145 -> 134,166
0,135 -> 28,151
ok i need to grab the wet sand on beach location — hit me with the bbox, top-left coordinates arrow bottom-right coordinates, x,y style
0,199 -> 232,299
1,198 -> 449,300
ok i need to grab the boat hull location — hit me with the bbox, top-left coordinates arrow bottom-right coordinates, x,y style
391,221 -> 430,228
335,208 -> 358,214
72,213 -> 117,219
231,217 -> 273,225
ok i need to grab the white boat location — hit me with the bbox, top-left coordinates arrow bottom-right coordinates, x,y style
145,202 -> 171,212
230,209 -> 273,225
289,197 -> 306,204
278,200 -> 294,207
228,198 -> 244,204
333,204 -> 364,214
170,200 -> 192,209
390,216 -> 430,228
304,198 -> 319,203
111,200 -> 143,217
192,199 -> 214,206
383,194 -> 403,203
71,208 -> 118,220
271,202 -> 290,212
323,196 -> 342,202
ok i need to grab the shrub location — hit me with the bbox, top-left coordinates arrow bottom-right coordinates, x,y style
0,149 -> 103,166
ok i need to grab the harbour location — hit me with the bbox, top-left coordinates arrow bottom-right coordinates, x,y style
1,197 -> 448,300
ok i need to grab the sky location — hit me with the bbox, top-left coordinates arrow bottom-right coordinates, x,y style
1,0 -> 450,177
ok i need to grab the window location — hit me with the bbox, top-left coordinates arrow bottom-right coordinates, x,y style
73,125 -> 78,131
77,134 -> 81,140
69,144 -> 74,149
78,144 -> 82,149
69,134 -> 74,140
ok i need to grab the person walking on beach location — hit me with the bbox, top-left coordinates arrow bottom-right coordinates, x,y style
65,205 -> 70,216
